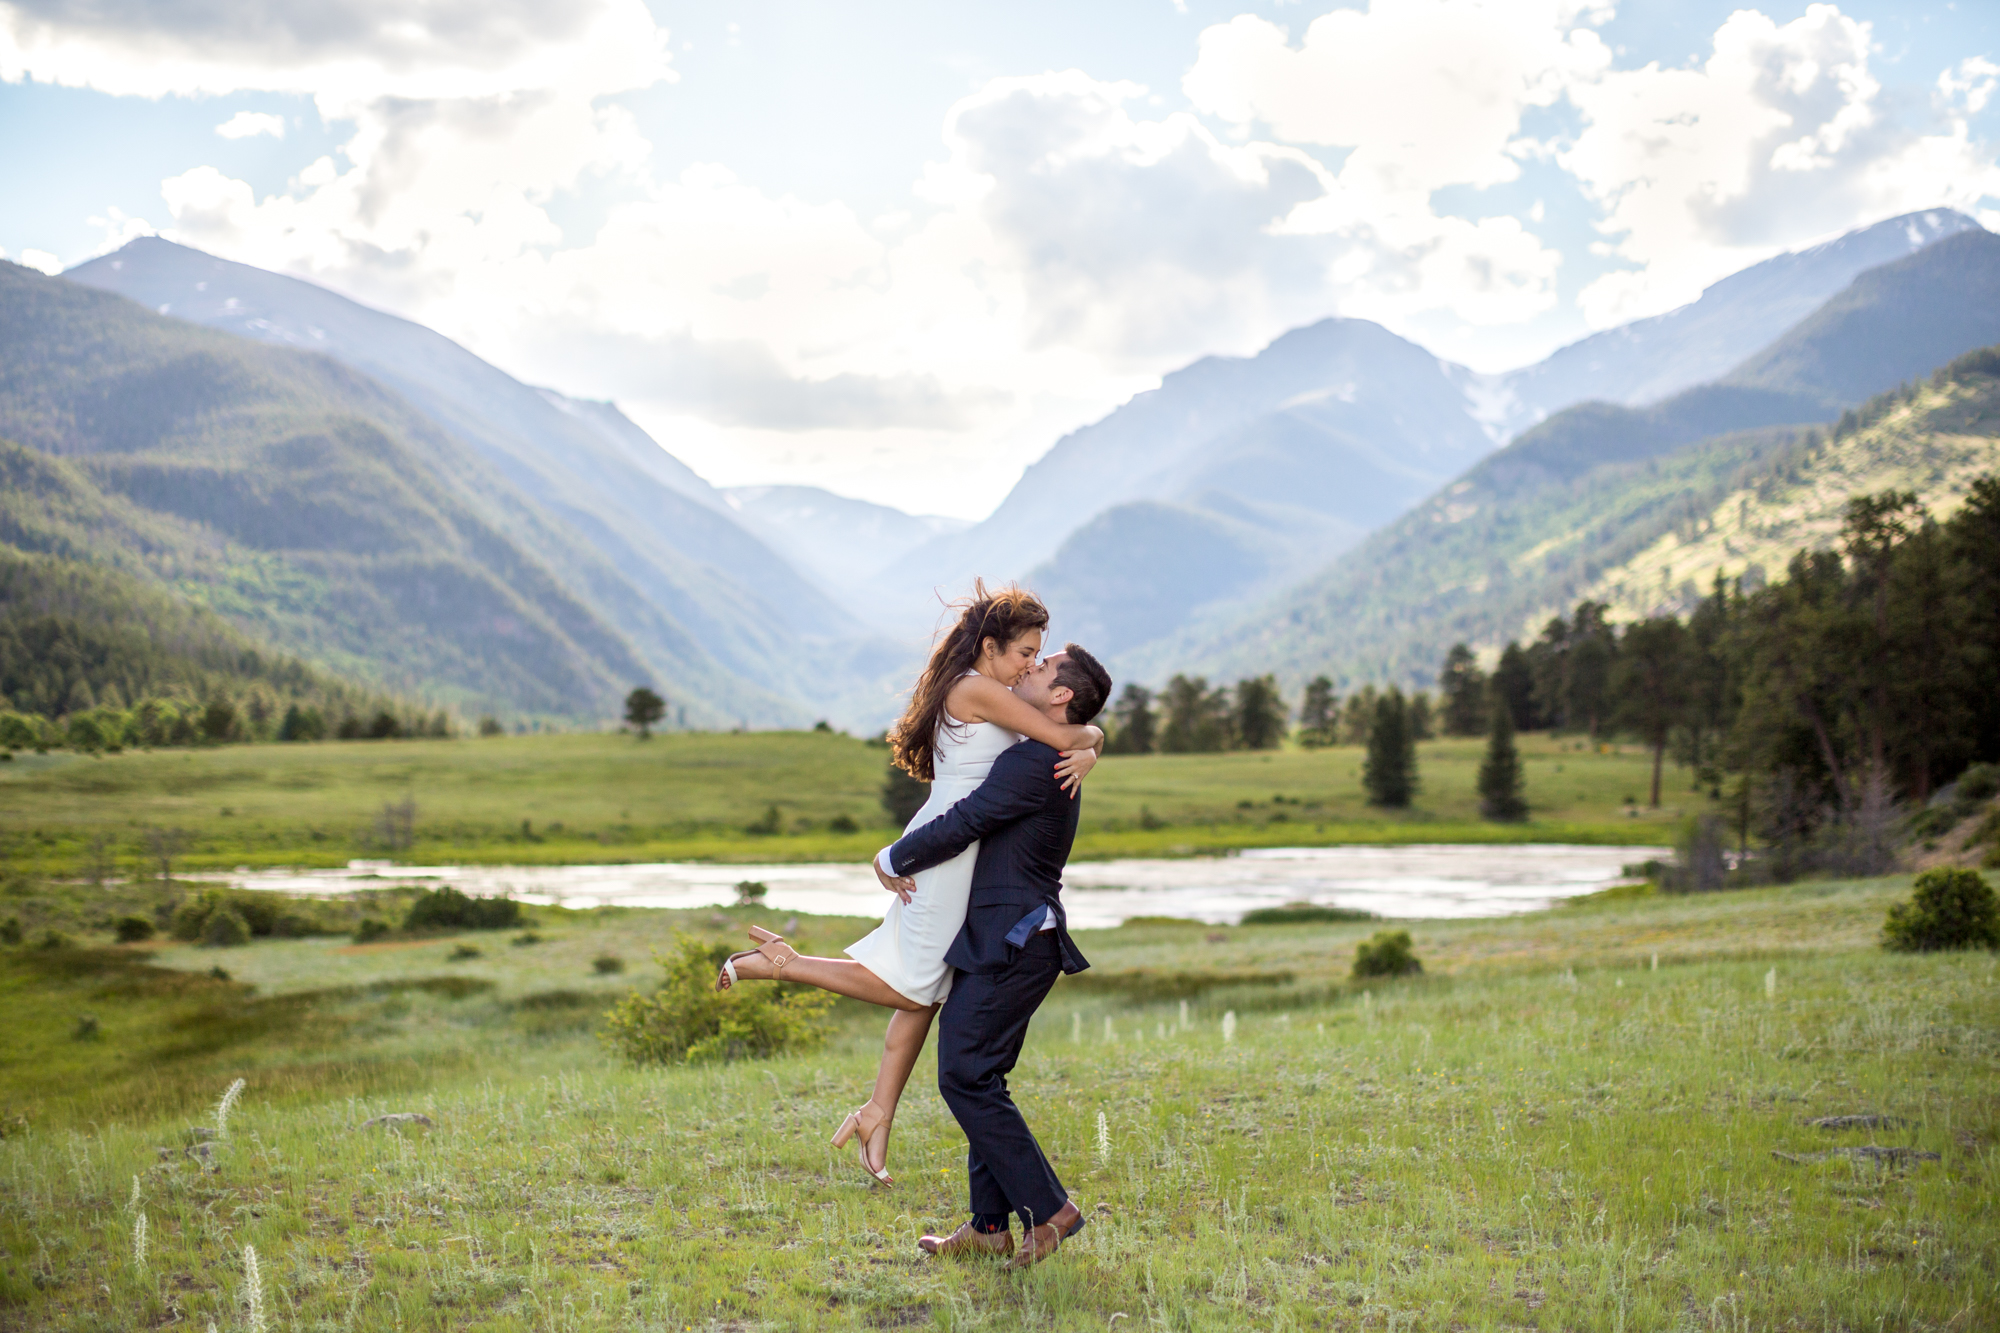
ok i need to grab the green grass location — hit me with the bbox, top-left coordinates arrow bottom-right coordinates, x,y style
0,729 -> 1695,874
3,873 -> 1995,1330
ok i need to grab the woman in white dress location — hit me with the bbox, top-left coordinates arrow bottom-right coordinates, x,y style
715,582 -> 1103,1183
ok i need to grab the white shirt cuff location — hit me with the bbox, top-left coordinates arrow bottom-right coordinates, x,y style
876,846 -> 898,877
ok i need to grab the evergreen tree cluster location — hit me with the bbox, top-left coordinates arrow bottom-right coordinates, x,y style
1435,473 -> 2000,864
1106,674 -> 1294,755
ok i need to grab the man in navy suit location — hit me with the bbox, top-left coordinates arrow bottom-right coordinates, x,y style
874,643 -> 1112,1269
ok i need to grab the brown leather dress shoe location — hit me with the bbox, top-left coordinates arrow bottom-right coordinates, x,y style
918,1221 -> 1014,1259
1003,1200 -> 1084,1271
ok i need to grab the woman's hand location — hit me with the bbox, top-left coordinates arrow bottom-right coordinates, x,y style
1055,744 -> 1099,796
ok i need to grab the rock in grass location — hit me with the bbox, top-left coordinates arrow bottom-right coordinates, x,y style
357,1113 -> 435,1132
1807,1114 -> 1907,1130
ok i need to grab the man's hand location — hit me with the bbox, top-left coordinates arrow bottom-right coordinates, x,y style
874,850 -> 917,904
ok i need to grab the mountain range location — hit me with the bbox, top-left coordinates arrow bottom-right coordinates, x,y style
3,209 -> 1994,729
873,209 -> 1986,664
1146,227 -> 2000,689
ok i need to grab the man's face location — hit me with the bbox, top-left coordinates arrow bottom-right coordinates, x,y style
1014,652 -> 1065,709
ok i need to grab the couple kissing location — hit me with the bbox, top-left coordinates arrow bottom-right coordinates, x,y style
715,581 -> 1111,1270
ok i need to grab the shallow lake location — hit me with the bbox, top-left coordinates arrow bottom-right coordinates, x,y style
214,844 -> 1666,928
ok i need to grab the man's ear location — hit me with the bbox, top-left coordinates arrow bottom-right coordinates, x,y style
1048,684 -> 1075,710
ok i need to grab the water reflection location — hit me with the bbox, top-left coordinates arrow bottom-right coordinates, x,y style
211,843 -> 1664,928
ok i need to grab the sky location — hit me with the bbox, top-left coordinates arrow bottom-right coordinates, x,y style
2,0 -> 1998,519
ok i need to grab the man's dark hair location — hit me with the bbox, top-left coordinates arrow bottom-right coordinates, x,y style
1053,643 -> 1112,724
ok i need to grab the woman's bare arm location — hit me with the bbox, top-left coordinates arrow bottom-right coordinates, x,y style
948,675 -> 1103,751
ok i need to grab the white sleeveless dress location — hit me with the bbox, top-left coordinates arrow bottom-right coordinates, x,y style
845,697 -> 1018,1006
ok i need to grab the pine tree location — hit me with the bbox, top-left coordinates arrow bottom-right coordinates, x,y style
1107,683 -> 1156,754
1297,676 -> 1337,748
1477,699 -> 1528,822
1232,675 -> 1288,750
1362,688 -> 1417,807
1438,643 -> 1487,735
1491,641 -> 1537,730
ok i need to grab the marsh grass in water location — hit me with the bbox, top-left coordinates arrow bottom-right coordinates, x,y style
1,875 -> 1996,1329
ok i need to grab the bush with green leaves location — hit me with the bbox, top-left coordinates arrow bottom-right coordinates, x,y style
601,933 -> 834,1065
402,885 -> 522,933
202,907 -> 251,948
353,917 -> 391,943
1883,868 -> 2000,952
113,915 -> 155,943
1352,929 -> 1423,979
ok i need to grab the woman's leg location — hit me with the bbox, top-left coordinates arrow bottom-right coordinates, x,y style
851,1005 -> 938,1176
728,948 -> 929,1012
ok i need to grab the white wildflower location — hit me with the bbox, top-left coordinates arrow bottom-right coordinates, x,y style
132,1211 -> 147,1270
1104,1016 -> 1116,1043
128,1174 -> 141,1210
1095,1110 -> 1111,1164
1179,999 -> 1189,1030
1765,967 -> 1777,999
1221,1011 -> 1237,1044
214,1078 -> 246,1140
1071,1012 -> 1082,1043
243,1244 -> 265,1333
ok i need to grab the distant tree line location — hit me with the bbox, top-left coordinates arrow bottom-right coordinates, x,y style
1106,674 -> 1434,758
0,694 -> 457,754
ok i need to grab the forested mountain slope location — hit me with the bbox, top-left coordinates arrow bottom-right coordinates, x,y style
0,478 -> 389,724
65,239 -> 878,723
1580,347 -> 2000,625
0,261 -> 795,722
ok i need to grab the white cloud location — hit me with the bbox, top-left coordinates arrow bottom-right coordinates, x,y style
1185,1 -> 1612,198
17,248 -> 61,274
1563,6 -> 2000,326
215,110 -> 286,139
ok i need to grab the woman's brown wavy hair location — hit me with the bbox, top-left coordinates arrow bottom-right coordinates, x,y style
888,579 -> 1050,782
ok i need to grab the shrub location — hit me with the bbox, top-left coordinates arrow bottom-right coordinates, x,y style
734,880 -> 769,906
0,916 -> 19,946
114,915 -> 156,943
744,805 -> 783,836
202,908 -> 251,948
353,918 -> 391,943
1883,868 -> 2000,952
448,943 -> 482,961
1352,929 -> 1423,979
403,886 -> 521,933
601,933 -> 834,1065
1958,762 -> 2000,805
1239,903 -> 1376,925
827,814 -> 859,834
593,954 -> 625,974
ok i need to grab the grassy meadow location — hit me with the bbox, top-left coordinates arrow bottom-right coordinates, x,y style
0,729 -> 1701,875
3,872 -> 1996,1330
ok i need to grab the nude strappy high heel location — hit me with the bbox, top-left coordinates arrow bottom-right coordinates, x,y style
715,924 -> 798,991
830,1100 -> 894,1186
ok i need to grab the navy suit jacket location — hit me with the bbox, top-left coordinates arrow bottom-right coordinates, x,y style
887,738 -> 1090,977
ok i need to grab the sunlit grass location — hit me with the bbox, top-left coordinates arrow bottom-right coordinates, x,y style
4,873 -> 1994,1330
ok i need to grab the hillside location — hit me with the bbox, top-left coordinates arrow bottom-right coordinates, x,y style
1146,233 -> 2000,690
1496,209 -> 1977,432
0,525 -> 386,724
878,317 -> 1496,593
64,240 -> 885,726
720,484 -> 968,613
1581,349 -> 2000,624
0,261 -> 793,722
